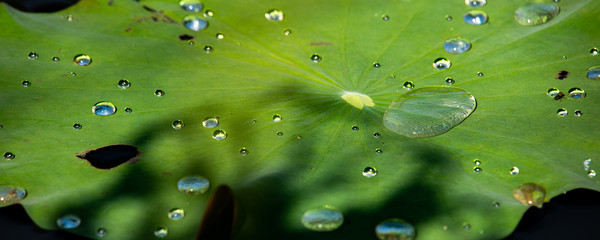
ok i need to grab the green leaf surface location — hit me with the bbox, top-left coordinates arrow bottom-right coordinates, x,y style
1,0 -> 599,239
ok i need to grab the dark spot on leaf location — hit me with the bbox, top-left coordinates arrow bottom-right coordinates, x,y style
125,27 -> 132,32
179,34 -> 195,41
310,41 -> 332,46
554,92 -> 565,101
555,70 -> 569,80
196,185 -> 236,240
142,5 -> 177,23
108,0 -> 114,6
76,144 -> 140,169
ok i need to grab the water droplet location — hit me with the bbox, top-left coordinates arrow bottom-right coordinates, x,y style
382,15 -> 389,21
311,54 -> 322,63
557,108 -> 568,117
510,166 -> 520,175
514,3 -> 560,26
375,218 -> 416,240
473,167 -> 482,173
402,81 -> 414,89
183,15 -> 208,31
284,29 -> 292,35
239,147 -> 248,156
373,62 -> 381,68
562,55 -> 567,60
273,114 -> 282,122
493,202 -> 500,208
204,10 -> 214,17
66,15 -> 73,22
213,129 -> 227,140
179,0 -> 202,12
177,176 -> 210,194
154,227 -> 168,238
473,159 -> 481,165
202,117 -> 219,128
465,0 -> 486,7
574,110 -> 583,117
52,56 -> 60,62
586,66 -> 600,80
463,10 -> 488,25
73,123 -> 82,130
276,131 -> 283,136
0,186 -> 26,205
301,206 -> 344,232
216,33 -> 224,40
383,87 -> 476,138
28,52 -> 39,60
188,40 -> 195,46
584,158 -> 592,166
172,120 -> 184,130
168,208 -> 185,220
70,72 -> 76,77
445,77 -> 455,85
92,101 -> 117,116
463,223 -> 471,230
445,15 -> 453,21
433,58 -> 451,70
57,214 -> 81,229
154,89 -> 165,97
21,80 -> 31,87
96,228 -> 107,237
590,48 -> 599,56
118,79 -> 130,89
513,183 -> 546,207
477,72 -> 484,77
265,9 -> 284,22
588,170 -> 596,178
444,38 -> 471,54
547,88 -> 560,97
124,108 -> 132,113
73,54 -> 92,66
373,132 -> 381,138
363,167 -> 378,178
567,88 -> 586,99
203,45 -> 213,53
352,125 -> 359,131
375,148 -> 382,154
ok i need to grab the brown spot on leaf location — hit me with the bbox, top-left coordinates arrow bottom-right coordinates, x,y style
179,34 -> 195,41
310,41 -> 332,46
196,185 -> 236,240
77,144 -> 140,169
555,70 -> 569,80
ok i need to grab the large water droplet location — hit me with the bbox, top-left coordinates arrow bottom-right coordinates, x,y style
57,214 -> 81,229
265,9 -> 284,21
513,183 -> 546,207
568,88 -> 586,99
433,58 -> 451,70
311,54 -> 322,63
73,54 -> 92,66
510,166 -> 520,175
375,218 -> 416,240
183,15 -> 208,31
301,206 -> 344,232
463,10 -> 488,25
212,129 -> 227,140
202,117 -> 219,128
28,52 -> 39,60
465,0 -> 486,7
118,79 -> 130,89
172,120 -> 184,130
177,176 -> 210,195
557,108 -> 568,117
154,227 -> 168,238
3,152 -> 15,160
92,102 -> 117,116
363,167 -> 378,178
168,208 -> 185,220
514,3 -> 560,26
586,66 -> 600,80
0,186 -> 26,206
273,114 -> 282,122
444,38 -> 471,54
383,87 -> 476,138
179,0 -> 203,12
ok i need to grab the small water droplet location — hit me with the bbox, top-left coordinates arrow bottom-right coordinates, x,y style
444,38 -> 471,54
179,0 -> 202,12
213,129 -> 227,140
513,183 -> 546,207
216,33 -> 224,40
0,186 -> 26,205
493,202 -> 500,208
463,223 -> 471,230
433,58 -> 451,70
301,206 -> 344,231
584,158 -> 592,166
57,214 -> 81,229
172,120 -> 184,130
375,148 -> 382,154
445,77 -> 455,85
154,227 -> 168,238
276,131 -> 283,136
21,80 -> 31,87
202,117 -> 219,128
154,89 -> 165,97
362,167 -> 378,178
124,108 -> 132,113
96,228 -> 107,237
273,114 -> 282,122
402,81 -> 414,89
373,132 -> 380,138
168,208 -> 185,220
204,10 -> 214,17
73,123 -> 82,130
562,55 -> 567,60
118,79 -> 130,89
382,15 -> 389,21
557,108 -> 568,117
70,72 -> 76,77
352,125 -> 359,131
473,167 -> 482,173
265,9 -> 284,22
177,176 -> 210,194
547,88 -> 560,97
390,74 -> 396,79
52,56 -> 60,62
284,29 -> 292,35
27,52 -> 39,60
375,218 -> 416,240
66,15 -> 73,21
574,110 -> 583,117
473,159 -> 481,165
586,66 -> 600,80
510,166 -> 520,175
92,102 -> 117,116
567,88 -> 585,99
590,48 -> 599,56
73,54 -> 92,66
463,10 -> 488,25
183,15 -> 208,31
514,3 -> 560,26
465,0 -> 486,7
477,72 -> 484,77
445,15 -> 453,21
188,40 -> 195,46
203,45 -> 213,53
588,170 -> 596,178
239,147 -> 248,156
373,62 -> 381,68
311,54 -> 322,63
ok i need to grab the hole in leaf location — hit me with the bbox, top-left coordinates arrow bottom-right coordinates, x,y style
76,144 -> 140,169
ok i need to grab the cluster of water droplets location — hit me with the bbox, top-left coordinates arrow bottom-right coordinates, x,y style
180,0 -> 208,31
583,158 -> 596,178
